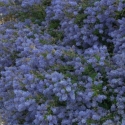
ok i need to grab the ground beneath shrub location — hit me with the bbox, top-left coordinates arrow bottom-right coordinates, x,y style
0,117 -> 4,125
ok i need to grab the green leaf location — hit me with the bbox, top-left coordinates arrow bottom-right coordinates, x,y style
49,20 -> 60,29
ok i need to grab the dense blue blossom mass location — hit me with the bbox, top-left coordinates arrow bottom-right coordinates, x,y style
0,0 -> 125,124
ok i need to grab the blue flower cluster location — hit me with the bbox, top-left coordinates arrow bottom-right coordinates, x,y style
1,0 -> 125,124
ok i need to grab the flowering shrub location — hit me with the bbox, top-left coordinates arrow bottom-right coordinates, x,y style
1,0 -> 125,125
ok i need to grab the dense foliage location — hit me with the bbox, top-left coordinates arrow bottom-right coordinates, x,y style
0,0 -> 125,124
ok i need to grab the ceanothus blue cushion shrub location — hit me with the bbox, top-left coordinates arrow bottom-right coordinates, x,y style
1,0 -> 125,124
